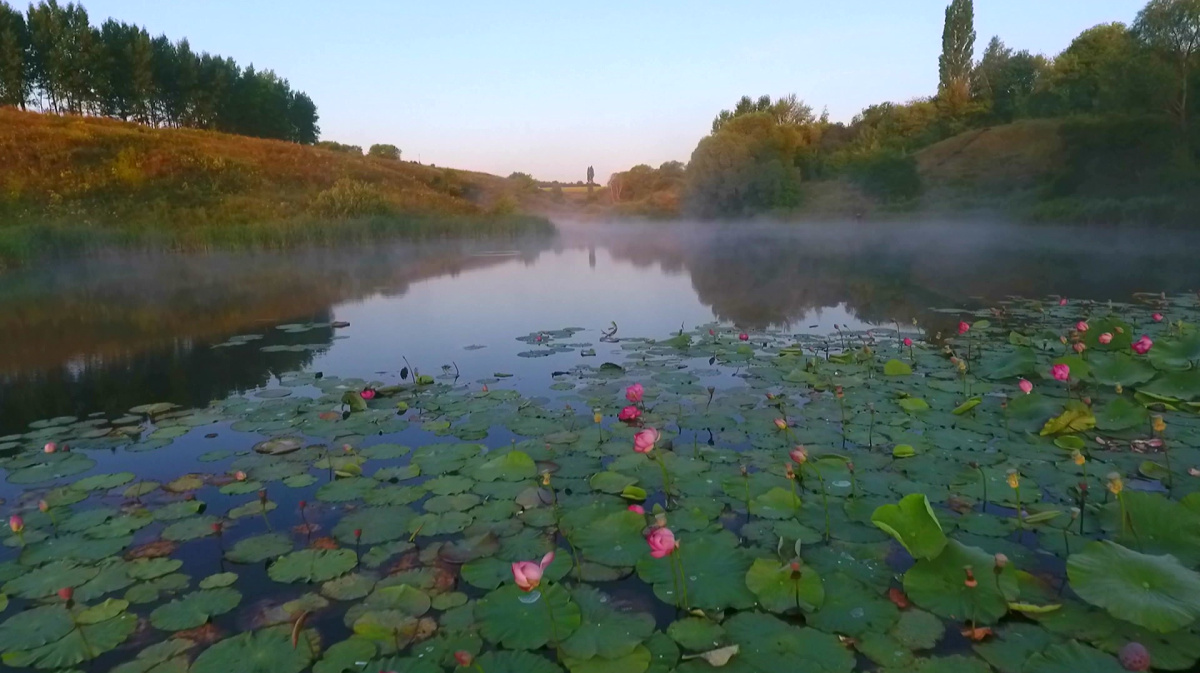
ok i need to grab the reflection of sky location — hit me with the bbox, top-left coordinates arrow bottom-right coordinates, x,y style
312,247 -> 871,385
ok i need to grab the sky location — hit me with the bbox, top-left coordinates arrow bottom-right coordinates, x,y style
75,0 -> 1147,181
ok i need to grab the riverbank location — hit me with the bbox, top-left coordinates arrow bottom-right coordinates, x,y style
0,108 -> 554,268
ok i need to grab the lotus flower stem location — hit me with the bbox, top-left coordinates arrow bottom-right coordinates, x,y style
547,480 -> 582,581
654,453 -> 673,507
868,404 -> 876,449
975,464 -> 988,513
1014,485 -> 1023,529
808,464 -> 831,542
669,553 -> 683,609
742,467 -> 752,523
675,545 -> 691,611
544,587 -> 560,647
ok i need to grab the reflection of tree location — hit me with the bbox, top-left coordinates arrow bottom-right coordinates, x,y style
0,236 -> 551,433
584,224 -> 1200,330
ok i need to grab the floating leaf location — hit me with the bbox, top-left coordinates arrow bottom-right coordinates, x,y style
149,588 -> 241,631
1067,540 -> 1200,632
903,540 -> 1017,624
476,583 -> 581,650
744,558 -> 824,613
189,626 -> 315,673
884,360 -> 912,376
225,533 -> 293,564
269,549 -> 357,583
871,494 -> 946,560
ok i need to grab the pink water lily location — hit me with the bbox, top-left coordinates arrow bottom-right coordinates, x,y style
1153,313 -> 1164,323
1099,332 -> 1113,345
789,445 -> 808,464
8,515 -> 22,533
647,527 -> 678,558
1073,342 -> 1086,354
903,337 -> 913,347
1132,335 -> 1153,355
627,504 -> 645,515
1052,363 -> 1070,382
1018,379 -> 1033,395
43,442 -> 56,454
360,389 -> 376,400
618,406 -> 641,421
1059,298 -> 1068,306
1076,321 -> 1089,332
511,551 -> 554,592
633,428 -> 659,454
773,418 -> 787,430
625,383 -> 644,403
739,332 -> 749,341
958,321 -> 970,335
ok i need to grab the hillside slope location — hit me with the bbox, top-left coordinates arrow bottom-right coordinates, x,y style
0,109 -> 552,265
915,118 -> 1064,199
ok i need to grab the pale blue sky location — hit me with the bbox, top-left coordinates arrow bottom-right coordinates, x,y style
76,0 -> 1145,180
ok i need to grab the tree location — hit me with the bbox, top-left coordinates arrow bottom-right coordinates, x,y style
0,2 -> 30,107
368,143 -> 400,160
939,0 -> 976,109
586,165 -> 594,184
712,94 -> 815,133
972,36 -> 1048,122
1133,0 -> 1200,129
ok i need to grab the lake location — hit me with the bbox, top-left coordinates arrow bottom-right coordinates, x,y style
2,220 -> 1199,673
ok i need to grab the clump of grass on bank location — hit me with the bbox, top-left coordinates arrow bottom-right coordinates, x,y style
0,108 -> 554,267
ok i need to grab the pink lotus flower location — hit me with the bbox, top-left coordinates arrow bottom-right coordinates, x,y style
633,428 -> 659,454
454,651 -> 474,667
739,332 -> 749,341
511,552 -> 554,592
1076,321 -> 1088,332
1018,379 -> 1033,395
1132,335 -> 1153,355
647,527 -> 678,558
789,445 -> 808,464
903,337 -> 913,347
958,321 -> 970,335
1052,363 -> 1070,382
627,504 -> 645,515
234,471 -> 247,481
1120,642 -> 1151,671
360,389 -> 376,400
57,587 -> 73,602
43,442 -> 56,454
773,418 -> 787,430
708,329 -> 715,336
618,406 -> 641,421
625,383 -> 644,403
1073,342 -> 1086,354
1059,298 -> 1068,306
1099,332 -> 1113,345
8,515 -> 23,533
1153,313 -> 1164,323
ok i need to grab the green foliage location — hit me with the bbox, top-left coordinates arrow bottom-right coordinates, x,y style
368,144 -> 401,160
317,141 -> 363,154
310,179 -> 391,219
846,150 -> 922,203
939,0 -> 976,105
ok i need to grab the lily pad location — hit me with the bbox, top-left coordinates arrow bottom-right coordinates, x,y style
268,549 -> 357,583
871,493 -> 946,560
149,588 -> 241,630
476,583 -> 581,650
744,558 -> 824,613
903,540 -> 1018,624
189,626 -> 315,673
1067,540 -> 1200,632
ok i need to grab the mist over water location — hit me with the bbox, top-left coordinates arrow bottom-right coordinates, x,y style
2,219 -> 1198,433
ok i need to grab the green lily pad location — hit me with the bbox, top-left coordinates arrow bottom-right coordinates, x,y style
476,583 -> 581,650
871,493 -> 946,560
1023,641 -> 1124,673
744,558 -> 824,613
635,531 -> 755,610
903,540 -> 1017,624
198,573 -> 238,589
667,617 -> 726,652
2,560 -> 98,599
1067,540 -> 1200,632
475,450 -> 537,482
475,650 -> 564,673
884,360 -> 913,376
700,611 -> 855,673
149,588 -> 241,631
225,533 -> 293,564
3,612 -> 136,669
268,549 -> 357,583
189,626 -> 315,673
560,586 -> 655,660
1091,353 -> 1158,386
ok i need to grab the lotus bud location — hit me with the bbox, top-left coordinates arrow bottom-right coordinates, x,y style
1120,642 -> 1151,671
963,566 -> 977,588
454,651 -> 474,667
774,418 -> 787,431
993,553 -> 1008,572
58,587 -> 73,602
1107,472 -> 1124,495
1153,415 -> 1166,433
38,500 -> 48,513
1006,469 -> 1020,489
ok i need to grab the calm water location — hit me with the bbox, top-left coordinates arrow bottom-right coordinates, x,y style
2,219 -> 1199,436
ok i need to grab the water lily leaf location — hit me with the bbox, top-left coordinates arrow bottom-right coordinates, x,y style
590,472 -> 638,494
871,493 -> 946,560
1023,641 -> 1124,673
268,549 -> 357,583
0,604 -> 74,651
668,617 -> 727,652
3,612 -> 136,669
199,573 -> 238,589
982,348 -> 1036,380
1091,353 -> 1157,386
189,626 -> 315,673
316,477 -> 377,503
2,560 -> 98,599
706,611 -> 855,673
952,398 -> 982,415
564,645 -> 652,673
744,558 -> 824,613
475,650 -> 564,673
149,588 -> 241,631
884,360 -> 912,376
333,506 -> 417,545
71,472 -> 135,491
890,608 -> 943,650
225,533 -> 293,564
313,638 -> 377,673
76,598 -> 129,625
476,583 -> 581,650
903,540 -> 1017,624
897,397 -> 930,413
1039,403 -> 1095,436
1141,371 -> 1200,402
806,572 -> 898,637
475,450 -> 537,482
163,474 -> 205,492
1095,395 -> 1149,431
1149,334 -> 1200,370
560,585 -> 655,660
1068,540 -> 1200,632
971,622 -> 1057,673
568,509 -> 647,567
322,573 -> 377,601
893,444 -> 916,458
749,487 -> 801,519
129,558 -> 183,581
635,531 -> 755,610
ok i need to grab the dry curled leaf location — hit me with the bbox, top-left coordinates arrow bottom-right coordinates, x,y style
887,587 -> 911,609
125,539 -> 179,559
309,536 -> 339,550
961,626 -> 994,641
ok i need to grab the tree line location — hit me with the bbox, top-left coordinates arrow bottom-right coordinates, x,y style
0,0 -> 319,143
680,0 -> 1200,217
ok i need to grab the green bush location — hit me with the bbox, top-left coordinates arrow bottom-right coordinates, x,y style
309,179 -> 391,219
368,144 -> 402,160
847,151 -> 922,202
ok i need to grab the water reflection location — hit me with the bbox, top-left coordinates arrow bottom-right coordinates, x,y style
2,221 -> 1198,434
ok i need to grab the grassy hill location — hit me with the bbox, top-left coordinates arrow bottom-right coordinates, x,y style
0,108 -> 552,267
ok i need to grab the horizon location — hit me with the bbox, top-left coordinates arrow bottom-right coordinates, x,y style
20,0 -> 1146,180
